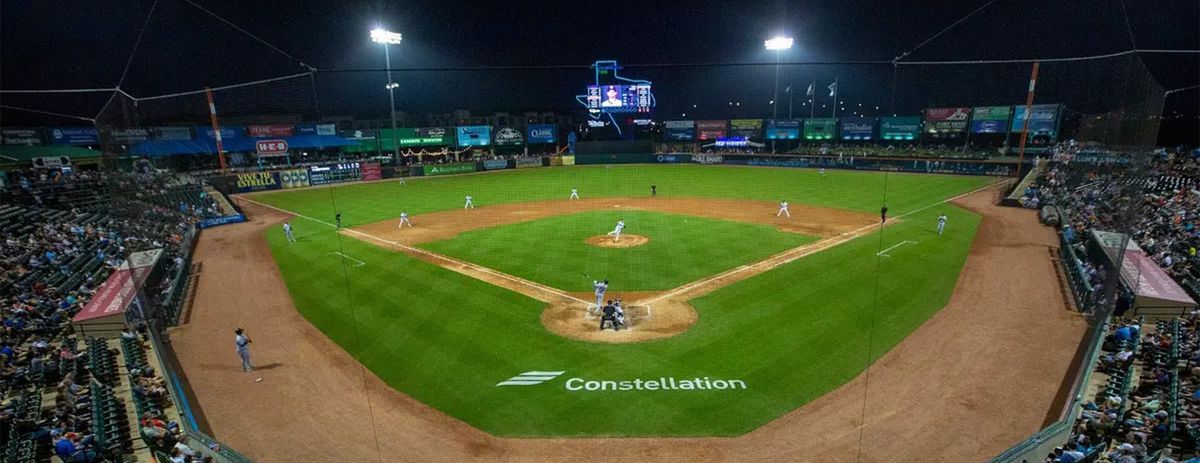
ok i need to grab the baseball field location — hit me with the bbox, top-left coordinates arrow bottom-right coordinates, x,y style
242,164 -> 995,437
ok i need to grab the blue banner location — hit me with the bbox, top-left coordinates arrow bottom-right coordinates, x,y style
839,117 -> 876,141
295,123 -> 337,136
193,126 -> 247,140
662,120 -> 695,141
456,126 -> 492,147
48,127 -> 100,145
198,214 -> 246,229
527,124 -> 556,144
1010,104 -> 1061,136
482,159 -> 509,170
765,120 -> 800,140
971,120 -> 1007,134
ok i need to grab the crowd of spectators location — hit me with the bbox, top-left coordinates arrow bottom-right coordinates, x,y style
0,167 -> 218,462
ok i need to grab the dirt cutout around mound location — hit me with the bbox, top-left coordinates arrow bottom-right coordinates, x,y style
174,182 -> 1092,462
584,234 -> 649,248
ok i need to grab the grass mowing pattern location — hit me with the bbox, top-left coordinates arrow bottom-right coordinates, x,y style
420,210 -> 816,292
250,164 -> 992,228
260,165 -> 990,436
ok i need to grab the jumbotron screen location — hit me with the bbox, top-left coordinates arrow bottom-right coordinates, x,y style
586,84 -> 652,113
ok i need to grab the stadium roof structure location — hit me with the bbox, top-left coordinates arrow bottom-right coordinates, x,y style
130,134 -> 356,157
0,145 -> 102,162
1092,230 -> 1197,316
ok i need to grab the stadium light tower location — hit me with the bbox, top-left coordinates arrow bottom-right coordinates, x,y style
764,36 -> 793,153
371,28 -> 403,161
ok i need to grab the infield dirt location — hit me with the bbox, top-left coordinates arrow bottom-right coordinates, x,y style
171,187 -> 1087,462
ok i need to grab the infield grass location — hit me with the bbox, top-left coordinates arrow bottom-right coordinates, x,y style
258,165 -> 993,436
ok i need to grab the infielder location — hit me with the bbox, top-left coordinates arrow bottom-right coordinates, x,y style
937,213 -> 948,235
593,280 -> 609,313
819,167 -> 826,177
464,195 -> 474,209
398,212 -> 413,228
570,188 -> 579,200
335,212 -> 342,229
606,219 -> 626,241
283,222 -> 296,242
777,200 -> 790,217
234,328 -> 253,372
398,176 -> 407,185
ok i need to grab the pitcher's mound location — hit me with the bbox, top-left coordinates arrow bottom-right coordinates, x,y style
585,234 -> 649,248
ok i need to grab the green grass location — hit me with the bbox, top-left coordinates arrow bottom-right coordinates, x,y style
250,164 -> 992,228
260,165 -> 991,436
420,210 -> 815,291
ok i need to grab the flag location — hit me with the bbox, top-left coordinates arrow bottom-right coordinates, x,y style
806,83 -> 814,96
828,81 -> 838,97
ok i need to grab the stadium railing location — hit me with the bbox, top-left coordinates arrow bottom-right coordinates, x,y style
1059,234 -> 1097,313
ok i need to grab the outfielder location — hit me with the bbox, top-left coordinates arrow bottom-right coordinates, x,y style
606,219 -> 626,241
398,212 -> 413,228
397,176 -> 407,185
464,195 -> 474,209
234,328 -> 253,372
283,222 -> 296,242
570,188 -> 579,200
819,167 -> 826,177
777,200 -> 790,217
937,213 -> 948,235
593,279 -> 609,313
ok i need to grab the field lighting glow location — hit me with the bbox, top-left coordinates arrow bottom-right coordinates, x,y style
764,37 -> 794,50
370,28 -> 402,44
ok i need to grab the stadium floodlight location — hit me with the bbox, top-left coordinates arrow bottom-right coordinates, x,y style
764,37 -> 794,50
370,28 -> 403,44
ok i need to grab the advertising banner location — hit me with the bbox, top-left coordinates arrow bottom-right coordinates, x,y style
561,155 -> 575,166
693,154 -> 724,164
48,127 -> 100,145
198,214 -> 246,228
1010,104 -> 1061,136
247,125 -> 295,138
729,119 -> 763,139
456,126 -> 491,147
714,137 -> 749,147
493,126 -> 524,146
765,120 -> 800,140
924,107 -> 970,136
482,159 -> 509,170
193,126 -> 246,141
360,162 -> 382,181
110,128 -> 149,144
255,139 -> 289,157
802,118 -> 836,140
662,120 -> 696,141
279,168 -> 310,189
425,163 -> 477,176
696,120 -> 728,140
970,106 -> 1011,133
1,128 -> 44,145
653,154 -> 688,163
233,172 -> 281,193
527,124 -> 556,144
839,117 -> 876,141
295,123 -> 337,136
516,157 -> 543,168
152,127 -> 192,140
880,117 -> 922,141
382,127 -> 449,147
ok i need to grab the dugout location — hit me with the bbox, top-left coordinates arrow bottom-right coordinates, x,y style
1089,230 -> 1197,318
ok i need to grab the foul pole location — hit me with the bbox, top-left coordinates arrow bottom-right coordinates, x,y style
205,88 -> 228,173
1014,62 -> 1040,180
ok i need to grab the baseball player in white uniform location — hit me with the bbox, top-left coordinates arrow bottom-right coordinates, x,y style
282,222 -> 296,242
606,219 -> 626,241
614,298 -> 626,327
777,201 -> 790,217
570,188 -> 579,200
397,176 -> 407,185
819,167 -> 826,177
937,213 -> 948,235
398,212 -> 412,228
235,328 -> 253,372
593,280 -> 608,313
464,195 -> 474,209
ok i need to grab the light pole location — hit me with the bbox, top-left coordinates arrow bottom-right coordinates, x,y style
764,37 -> 793,153
371,28 -> 402,163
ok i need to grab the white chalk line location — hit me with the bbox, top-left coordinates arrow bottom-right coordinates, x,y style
327,251 -> 366,267
876,240 -> 918,257
239,197 -> 589,305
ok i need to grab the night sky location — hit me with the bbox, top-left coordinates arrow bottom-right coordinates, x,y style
1,0 -> 1197,144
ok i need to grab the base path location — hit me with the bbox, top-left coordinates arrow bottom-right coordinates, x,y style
173,188 -> 1086,462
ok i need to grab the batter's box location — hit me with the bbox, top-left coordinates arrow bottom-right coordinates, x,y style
584,304 -> 652,327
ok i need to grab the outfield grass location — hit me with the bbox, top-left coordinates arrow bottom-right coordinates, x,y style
250,164 -> 992,227
260,165 -> 991,436
420,210 -> 816,291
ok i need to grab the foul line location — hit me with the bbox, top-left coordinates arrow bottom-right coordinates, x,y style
876,240 -> 918,257
646,178 -> 1009,304
238,197 -> 589,305
328,251 -> 366,267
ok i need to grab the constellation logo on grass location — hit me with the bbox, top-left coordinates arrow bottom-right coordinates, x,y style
496,371 -> 566,386
496,371 -> 749,392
